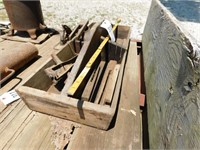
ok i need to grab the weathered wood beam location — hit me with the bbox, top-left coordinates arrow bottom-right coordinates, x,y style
142,0 -> 200,149
95,60 -> 117,104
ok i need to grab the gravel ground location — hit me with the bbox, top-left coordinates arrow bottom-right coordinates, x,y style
0,0 -> 151,39
40,0 -> 151,39
0,0 -> 199,41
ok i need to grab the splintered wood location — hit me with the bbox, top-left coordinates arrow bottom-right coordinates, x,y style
49,117 -> 79,150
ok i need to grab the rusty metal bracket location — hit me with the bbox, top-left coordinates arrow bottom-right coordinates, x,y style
0,43 -> 38,85
0,22 -> 10,35
45,55 -> 77,84
59,21 -> 89,52
60,25 -> 72,45
0,67 -> 15,85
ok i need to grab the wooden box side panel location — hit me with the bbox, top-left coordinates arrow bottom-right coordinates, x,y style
23,44 -> 75,90
23,60 -> 54,90
16,86 -> 113,130
142,0 -> 200,149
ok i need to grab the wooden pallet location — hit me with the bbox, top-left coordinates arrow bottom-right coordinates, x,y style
0,35 -> 61,150
0,33 -> 142,150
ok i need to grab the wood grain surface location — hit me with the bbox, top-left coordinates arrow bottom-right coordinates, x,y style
142,0 -> 200,149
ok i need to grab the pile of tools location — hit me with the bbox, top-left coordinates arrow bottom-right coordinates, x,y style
2,1 -> 131,129
0,0 -> 132,130
45,19 -> 129,106
16,19 -> 130,129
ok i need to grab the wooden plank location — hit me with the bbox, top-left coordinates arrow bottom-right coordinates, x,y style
109,39 -> 129,111
0,102 -> 25,133
1,32 -> 50,44
95,60 -> 117,104
0,35 -> 61,149
5,113 -> 54,150
2,111 -> 35,149
0,105 -> 32,149
0,35 -> 60,113
90,61 -> 106,102
38,127 -> 55,150
16,86 -> 113,130
142,0 -> 200,149
81,65 -> 100,101
119,41 -> 141,149
67,41 -> 141,150
103,64 -> 120,105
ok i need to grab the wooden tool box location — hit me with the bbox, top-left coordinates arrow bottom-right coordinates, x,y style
16,23 -> 130,130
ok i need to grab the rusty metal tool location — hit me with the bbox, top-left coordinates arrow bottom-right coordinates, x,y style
0,21 -> 10,35
46,22 -> 90,83
68,19 -> 121,96
45,54 -> 77,84
69,20 -> 89,41
71,20 -> 89,53
58,21 -> 89,53
3,0 -> 46,39
0,43 -> 38,85
60,25 -> 72,45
